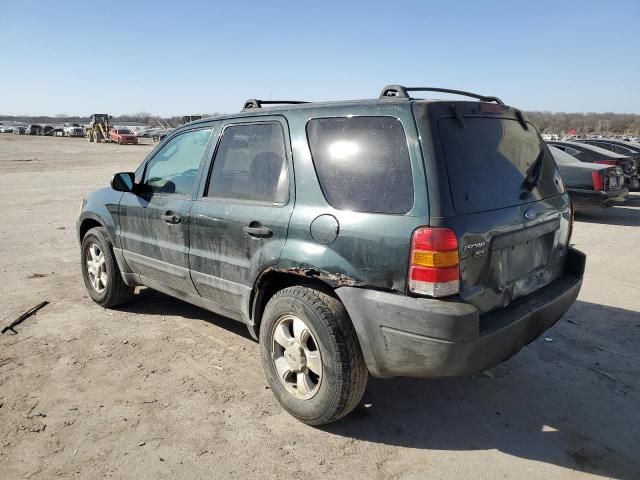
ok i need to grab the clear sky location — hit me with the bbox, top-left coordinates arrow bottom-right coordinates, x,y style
1,0 -> 639,116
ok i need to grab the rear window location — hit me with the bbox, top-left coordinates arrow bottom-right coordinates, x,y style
306,116 -> 413,214
437,117 -> 563,215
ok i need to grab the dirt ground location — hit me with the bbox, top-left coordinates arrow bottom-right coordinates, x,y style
0,134 -> 638,480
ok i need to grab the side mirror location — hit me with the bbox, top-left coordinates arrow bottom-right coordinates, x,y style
111,172 -> 135,192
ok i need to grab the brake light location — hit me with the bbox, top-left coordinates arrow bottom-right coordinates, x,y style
409,227 -> 460,297
592,171 -> 604,191
595,160 -> 617,166
478,102 -> 505,113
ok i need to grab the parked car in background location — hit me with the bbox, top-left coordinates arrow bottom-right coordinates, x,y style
26,124 -> 42,135
108,128 -> 138,145
541,133 -> 560,141
136,127 -> 155,138
0,126 -> 15,133
40,125 -> 55,136
64,123 -> 85,137
549,146 -> 627,210
152,129 -> 171,141
577,138 -> 640,156
548,140 -> 639,190
13,126 -> 26,135
77,85 -> 585,425
576,138 -> 640,173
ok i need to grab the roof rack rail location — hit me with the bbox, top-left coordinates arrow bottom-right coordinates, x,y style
379,85 -> 504,105
242,99 -> 309,111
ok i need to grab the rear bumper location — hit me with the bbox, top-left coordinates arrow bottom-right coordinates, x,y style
336,247 -> 586,379
567,187 -> 628,209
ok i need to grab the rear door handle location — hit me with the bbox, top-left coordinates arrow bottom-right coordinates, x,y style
243,225 -> 272,237
160,212 -> 181,224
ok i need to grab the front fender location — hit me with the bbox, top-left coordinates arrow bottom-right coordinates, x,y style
76,187 -> 123,247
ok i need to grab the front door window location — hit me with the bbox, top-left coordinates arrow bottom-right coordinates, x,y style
143,128 -> 212,195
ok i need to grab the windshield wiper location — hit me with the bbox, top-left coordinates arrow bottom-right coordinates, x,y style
522,149 -> 545,192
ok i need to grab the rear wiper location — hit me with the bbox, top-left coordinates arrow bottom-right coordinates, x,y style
521,149 -> 545,192
450,104 -> 465,128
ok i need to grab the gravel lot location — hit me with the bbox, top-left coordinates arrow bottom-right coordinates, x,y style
0,135 -> 639,480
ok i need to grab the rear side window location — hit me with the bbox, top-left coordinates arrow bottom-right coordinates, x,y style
563,146 -> 583,158
437,118 -> 563,215
206,123 -> 289,204
306,116 -> 413,214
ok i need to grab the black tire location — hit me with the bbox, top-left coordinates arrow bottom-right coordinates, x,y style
81,227 -> 134,307
259,286 -> 367,425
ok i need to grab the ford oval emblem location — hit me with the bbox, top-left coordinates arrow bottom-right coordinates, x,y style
524,209 -> 536,220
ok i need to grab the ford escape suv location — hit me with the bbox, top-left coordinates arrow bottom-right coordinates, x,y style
77,85 -> 586,425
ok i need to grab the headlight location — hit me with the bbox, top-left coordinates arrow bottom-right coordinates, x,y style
79,198 -> 86,217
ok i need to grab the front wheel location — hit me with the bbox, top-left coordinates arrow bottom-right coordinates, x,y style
81,227 -> 134,307
259,286 -> 367,425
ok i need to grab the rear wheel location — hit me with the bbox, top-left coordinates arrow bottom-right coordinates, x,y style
81,227 -> 134,307
95,131 -> 102,143
259,286 -> 367,425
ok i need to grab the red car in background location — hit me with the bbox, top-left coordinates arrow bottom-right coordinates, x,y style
108,128 -> 138,145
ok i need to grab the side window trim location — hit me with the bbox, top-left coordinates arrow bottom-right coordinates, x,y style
201,119 -> 292,206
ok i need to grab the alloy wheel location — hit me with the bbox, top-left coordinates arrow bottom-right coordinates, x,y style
85,243 -> 108,293
270,314 -> 323,400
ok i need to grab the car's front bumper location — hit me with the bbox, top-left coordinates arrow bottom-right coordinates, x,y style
336,247 -> 586,379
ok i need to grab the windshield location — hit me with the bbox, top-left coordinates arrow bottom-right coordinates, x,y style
118,129 -> 133,134
437,117 -> 563,215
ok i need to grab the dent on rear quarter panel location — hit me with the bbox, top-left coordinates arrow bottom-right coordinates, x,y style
275,239 -> 361,288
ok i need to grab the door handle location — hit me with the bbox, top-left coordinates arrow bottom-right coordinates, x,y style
243,225 -> 272,237
160,212 -> 181,224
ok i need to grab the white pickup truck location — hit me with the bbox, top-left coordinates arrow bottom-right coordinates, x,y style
63,123 -> 85,137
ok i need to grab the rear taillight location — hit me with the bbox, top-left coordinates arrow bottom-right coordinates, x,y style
592,171 -> 604,191
595,160 -> 617,166
408,227 -> 460,297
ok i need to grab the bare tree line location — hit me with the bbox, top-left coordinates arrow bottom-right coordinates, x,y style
2,111 -> 640,135
525,111 -> 640,135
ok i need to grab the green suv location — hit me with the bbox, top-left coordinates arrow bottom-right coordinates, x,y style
77,85 -> 585,425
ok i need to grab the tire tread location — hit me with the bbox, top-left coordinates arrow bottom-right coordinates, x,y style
82,227 -> 134,307
266,286 -> 367,425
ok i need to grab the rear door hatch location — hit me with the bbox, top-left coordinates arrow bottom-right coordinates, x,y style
413,101 -> 572,315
